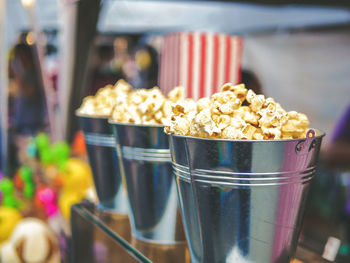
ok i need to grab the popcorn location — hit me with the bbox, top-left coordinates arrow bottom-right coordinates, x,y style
78,96 -> 96,116
261,126 -> 282,140
195,109 -> 212,126
242,109 -> 259,125
222,126 -> 244,140
162,100 -> 173,117
253,128 -> 264,140
197,97 -> 212,112
222,83 -> 248,102
168,86 -> 185,103
79,80 -> 310,139
109,85 -> 192,125
173,99 -> 197,115
77,79 -> 132,117
281,111 -> 309,139
233,84 -> 248,102
213,90 -> 240,105
230,116 -> 246,129
216,115 -> 231,130
194,109 -> 220,136
165,82 -> 310,140
246,89 -> 265,112
218,100 -> 241,115
78,80 -> 193,127
173,104 -> 185,116
242,124 -> 257,140
189,123 -> 202,137
173,117 -> 191,136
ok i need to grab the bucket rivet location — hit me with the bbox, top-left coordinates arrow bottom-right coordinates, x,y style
306,129 -> 316,139
296,142 -> 303,152
309,140 -> 317,151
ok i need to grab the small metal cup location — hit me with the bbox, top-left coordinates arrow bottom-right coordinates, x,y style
169,129 -> 325,263
109,121 -> 186,244
77,114 -> 128,213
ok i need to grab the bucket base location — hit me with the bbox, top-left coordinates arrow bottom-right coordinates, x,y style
97,210 -> 131,242
97,203 -> 128,214
131,236 -> 190,263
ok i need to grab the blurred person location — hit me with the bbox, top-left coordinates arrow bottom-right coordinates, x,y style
322,103 -> 350,253
9,43 -> 45,134
88,44 -> 124,95
133,44 -> 159,90
113,37 -> 129,70
323,104 -> 350,170
7,38 -> 46,174
241,69 -> 263,107
241,69 -> 263,95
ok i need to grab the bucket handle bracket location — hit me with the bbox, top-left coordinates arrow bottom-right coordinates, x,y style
295,129 -> 316,154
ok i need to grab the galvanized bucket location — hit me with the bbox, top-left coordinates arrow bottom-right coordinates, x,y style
109,121 -> 186,244
77,114 -> 128,213
169,129 -> 325,263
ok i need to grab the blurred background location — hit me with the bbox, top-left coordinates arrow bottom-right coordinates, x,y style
1,0 -> 350,261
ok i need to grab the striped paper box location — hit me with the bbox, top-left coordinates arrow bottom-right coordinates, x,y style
158,32 -> 243,100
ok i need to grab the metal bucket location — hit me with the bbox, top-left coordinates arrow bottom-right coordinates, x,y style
109,122 -> 186,244
77,114 -> 128,213
169,129 -> 325,263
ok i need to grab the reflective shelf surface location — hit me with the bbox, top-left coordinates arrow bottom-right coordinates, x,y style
70,202 -> 329,263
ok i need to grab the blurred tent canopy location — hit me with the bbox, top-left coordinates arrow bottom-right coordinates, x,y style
6,0 -> 350,45
207,0 -> 350,8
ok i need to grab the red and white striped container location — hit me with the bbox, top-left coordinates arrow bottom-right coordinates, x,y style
158,32 -> 243,101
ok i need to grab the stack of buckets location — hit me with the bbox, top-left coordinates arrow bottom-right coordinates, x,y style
77,32 -> 325,263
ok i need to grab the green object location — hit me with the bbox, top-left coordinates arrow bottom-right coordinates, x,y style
52,141 -> 70,169
339,243 -> 350,256
20,166 -> 32,182
26,137 -> 37,157
35,133 -> 54,164
40,148 -> 54,165
0,178 -> 13,194
35,133 -> 50,152
0,178 -> 20,208
23,184 -> 35,199
19,166 -> 35,199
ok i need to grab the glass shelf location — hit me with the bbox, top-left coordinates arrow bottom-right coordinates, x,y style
70,201 -> 329,263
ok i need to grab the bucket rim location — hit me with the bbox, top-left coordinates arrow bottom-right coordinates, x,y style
168,128 -> 325,143
75,111 -> 110,119
108,119 -> 164,128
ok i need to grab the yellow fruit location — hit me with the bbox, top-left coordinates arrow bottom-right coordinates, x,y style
61,158 -> 92,192
59,192 -> 84,220
0,207 -> 22,245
